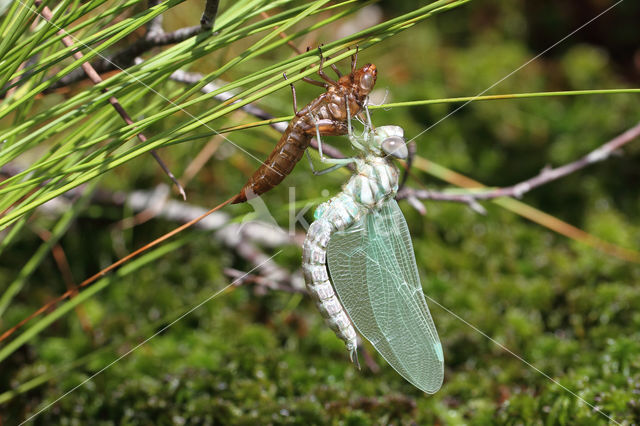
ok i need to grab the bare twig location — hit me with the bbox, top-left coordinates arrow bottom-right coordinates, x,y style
50,24 -> 203,89
171,68 -> 640,220
34,0 -> 187,200
0,193 -> 235,343
398,121 -> 640,207
49,0 -> 210,90
397,188 -> 488,215
171,60 -> 640,215
169,69 -> 280,123
200,0 -> 220,30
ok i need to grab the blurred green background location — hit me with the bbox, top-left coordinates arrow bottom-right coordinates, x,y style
1,0 -> 639,423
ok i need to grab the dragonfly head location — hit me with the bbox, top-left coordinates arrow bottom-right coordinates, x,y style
372,126 -> 408,159
352,63 -> 377,98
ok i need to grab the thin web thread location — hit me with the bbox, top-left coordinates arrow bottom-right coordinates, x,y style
19,250 -> 282,424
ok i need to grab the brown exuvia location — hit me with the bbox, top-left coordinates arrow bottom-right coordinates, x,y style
231,49 -> 377,204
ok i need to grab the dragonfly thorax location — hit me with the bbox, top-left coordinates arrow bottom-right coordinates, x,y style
343,155 -> 399,209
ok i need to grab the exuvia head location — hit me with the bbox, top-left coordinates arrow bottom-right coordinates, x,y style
343,63 -> 377,98
371,125 -> 408,159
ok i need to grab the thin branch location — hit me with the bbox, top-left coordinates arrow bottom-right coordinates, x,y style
0,177 -> 307,342
34,1 -> 187,200
49,25 -> 202,89
49,0 -> 209,90
0,194 -> 235,343
398,120 -> 640,204
200,0 -> 220,30
396,187 -> 488,215
169,69 -> 279,124
171,69 -> 640,219
146,0 -> 164,37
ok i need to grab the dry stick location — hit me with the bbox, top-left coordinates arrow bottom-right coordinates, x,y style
49,0 -> 209,91
200,0 -> 220,30
33,2 -> 187,200
0,196 -> 235,343
396,120 -> 640,204
178,74 -> 640,265
48,24 -> 203,90
0,176 -> 295,338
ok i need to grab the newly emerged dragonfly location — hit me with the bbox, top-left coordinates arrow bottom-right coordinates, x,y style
231,48 -> 377,204
302,111 -> 444,394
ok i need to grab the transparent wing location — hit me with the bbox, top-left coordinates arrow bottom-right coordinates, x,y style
327,199 -> 444,393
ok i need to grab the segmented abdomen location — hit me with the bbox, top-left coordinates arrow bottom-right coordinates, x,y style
302,193 -> 363,364
231,117 -> 311,203
231,116 -> 310,204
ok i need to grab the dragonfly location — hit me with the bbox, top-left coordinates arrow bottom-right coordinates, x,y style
301,109 -> 444,394
231,47 -> 377,203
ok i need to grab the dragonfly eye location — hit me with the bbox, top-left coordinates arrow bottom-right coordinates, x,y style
359,73 -> 375,92
381,136 -> 408,159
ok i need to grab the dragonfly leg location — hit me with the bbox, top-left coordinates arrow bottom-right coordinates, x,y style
331,62 -> 342,78
297,46 -> 329,88
345,97 -> 365,151
321,50 -> 343,78
363,99 -> 373,129
359,101 -> 374,144
309,114 -> 355,172
302,77 -> 328,88
305,150 -> 351,175
317,46 -> 339,87
345,97 -> 352,135
283,72 -> 298,114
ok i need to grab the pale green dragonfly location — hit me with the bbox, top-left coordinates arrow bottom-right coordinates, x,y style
302,111 -> 444,394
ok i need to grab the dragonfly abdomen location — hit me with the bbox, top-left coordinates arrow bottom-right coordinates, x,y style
302,210 -> 360,365
231,118 -> 311,203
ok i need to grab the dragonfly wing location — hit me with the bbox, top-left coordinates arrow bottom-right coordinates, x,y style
327,199 -> 444,393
